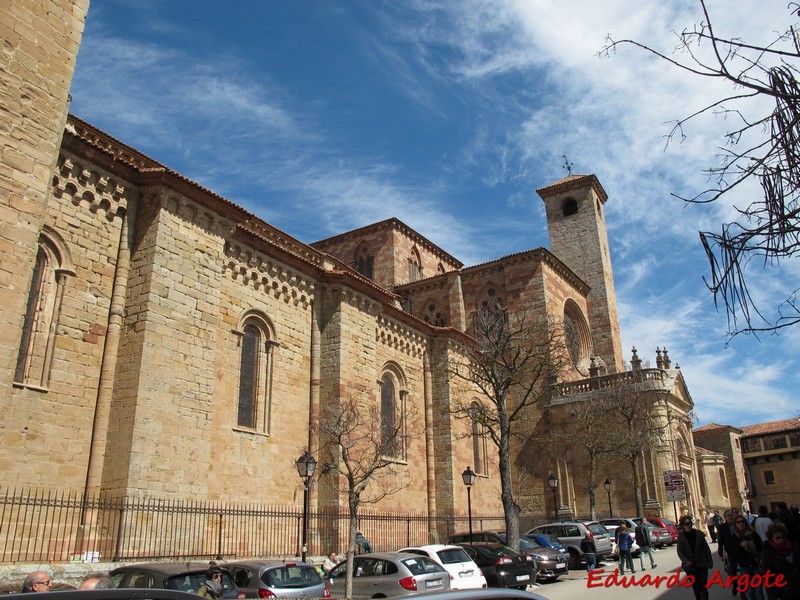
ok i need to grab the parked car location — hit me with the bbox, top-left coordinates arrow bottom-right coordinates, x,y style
326,552 -> 450,599
110,563 -> 246,599
647,516 -> 678,544
526,521 -> 612,569
476,531 -> 566,582
226,561 -> 329,598
446,531 -> 538,580
398,545 -> 487,590
2,591 -> 216,600
401,588 -> 549,600
523,532 -> 569,557
645,524 -> 673,547
453,543 -> 536,589
599,518 -> 640,557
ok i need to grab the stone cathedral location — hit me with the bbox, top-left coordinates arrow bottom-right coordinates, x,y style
1,0 -> 708,533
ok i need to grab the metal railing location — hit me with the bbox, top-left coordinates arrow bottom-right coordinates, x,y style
0,488 -> 547,564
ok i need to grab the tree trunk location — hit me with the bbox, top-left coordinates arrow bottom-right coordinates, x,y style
498,392 -> 520,549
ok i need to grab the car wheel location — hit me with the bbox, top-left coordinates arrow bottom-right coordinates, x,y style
568,549 -> 582,570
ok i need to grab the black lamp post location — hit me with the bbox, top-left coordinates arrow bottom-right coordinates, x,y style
548,474 -> 558,520
462,466 -> 476,544
296,450 -> 317,563
604,479 -> 612,518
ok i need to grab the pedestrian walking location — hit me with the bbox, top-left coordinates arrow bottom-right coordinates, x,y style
677,515 -> 713,600
707,511 -> 719,543
580,531 -> 597,572
355,529 -> 372,555
733,514 -> 764,600
616,524 -> 636,575
635,518 -> 657,570
759,522 -> 800,600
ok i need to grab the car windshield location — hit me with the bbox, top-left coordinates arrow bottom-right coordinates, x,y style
660,518 -> 676,526
166,572 -> 235,593
537,534 -> 562,546
587,524 -> 609,536
520,538 -> 544,549
402,557 -> 445,575
262,566 -> 322,588
437,548 -> 472,564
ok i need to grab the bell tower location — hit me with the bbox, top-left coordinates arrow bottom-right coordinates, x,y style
537,174 -> 624,373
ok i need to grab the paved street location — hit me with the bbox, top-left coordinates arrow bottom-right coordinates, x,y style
533,545 -> 752,600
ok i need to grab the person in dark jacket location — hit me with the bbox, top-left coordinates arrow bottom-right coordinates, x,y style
636,518 -> 657,570
760,522 -> 800,600
580,531 -> 597,572
733,515 -> 764,600
677,515 -> 713,600
720,509 -> 742,594
616,524 -> 636,575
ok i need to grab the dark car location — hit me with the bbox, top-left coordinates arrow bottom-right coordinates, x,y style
454,543 -> 536,589
110,563 -> 246,599
225,561 -> 329,598
523,532 -> 569,556
455,530 -> 565,582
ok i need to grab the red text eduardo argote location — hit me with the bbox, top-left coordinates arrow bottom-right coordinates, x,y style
586,568 -> 787,591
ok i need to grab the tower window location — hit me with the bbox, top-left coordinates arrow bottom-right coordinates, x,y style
562,198 -> 578,216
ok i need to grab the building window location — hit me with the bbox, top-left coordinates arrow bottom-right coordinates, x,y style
742,438 -> 762,453
763,434 -> 788,450
14,229 -> 74,390
408,248 -> 422,282
764,470 -> 775,485
719,468 -> 728,497
423,302 -> 446,327
789,431 -> 800,447
470,402 -> 489,476
235,313 -> 275,433
562,197 -> 578,216
355,244 -> 374,280
379,366 -> 407,460
436,263 -> 445,275
563,299 -> 591,374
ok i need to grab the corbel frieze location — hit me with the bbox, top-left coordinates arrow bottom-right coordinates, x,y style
52,153 -> 131,221
376,316 -> 426,358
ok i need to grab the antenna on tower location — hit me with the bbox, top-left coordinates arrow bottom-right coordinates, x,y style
562,155 -> 573,175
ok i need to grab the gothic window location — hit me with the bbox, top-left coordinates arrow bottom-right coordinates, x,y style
562,197 -> 578,216
14,229 -> 74,390
235,312 -> 276,433
379,366 -> 407,460
475,286 -> 507,340
423,302 -> 446,327
470,401 -> 489,476
355,244 -> 374,280
407,248 -> 422,283
563,300 -> 591,373
436,263 -> 445,275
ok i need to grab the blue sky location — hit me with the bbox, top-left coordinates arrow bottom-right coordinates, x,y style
69,0 -> 799,428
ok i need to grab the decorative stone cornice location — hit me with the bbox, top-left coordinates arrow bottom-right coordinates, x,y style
224,242 -> 315,309
53,153 -> 131,221
376,316 -> 427,358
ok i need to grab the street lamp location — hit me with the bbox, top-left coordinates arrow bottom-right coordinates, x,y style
462,466 -> 476,544
548,474 -> 558,520
604,479 -> 612,518
295,450 -> 317,563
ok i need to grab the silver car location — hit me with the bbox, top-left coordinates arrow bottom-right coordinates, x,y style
226,560 -> 328,598
327,552 -> 450,599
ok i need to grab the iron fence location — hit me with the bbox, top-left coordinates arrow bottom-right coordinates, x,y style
0,488 -> 548,564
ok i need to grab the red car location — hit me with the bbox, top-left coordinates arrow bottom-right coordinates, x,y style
647,517 -> 678,544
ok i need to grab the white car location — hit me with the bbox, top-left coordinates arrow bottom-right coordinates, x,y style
398,544 -> 488,590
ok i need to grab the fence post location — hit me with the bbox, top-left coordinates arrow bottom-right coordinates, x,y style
406,518 -> 411,547
112,506 -> 125,562
216,511 -> 223,560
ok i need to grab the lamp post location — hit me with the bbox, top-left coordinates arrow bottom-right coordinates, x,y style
604,479 -> 612,518
462,466 -> 476,544
548,474 -> 559,520
295,450 -> 317,563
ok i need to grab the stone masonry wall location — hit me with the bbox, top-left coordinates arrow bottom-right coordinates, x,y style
0,0 -> 89,449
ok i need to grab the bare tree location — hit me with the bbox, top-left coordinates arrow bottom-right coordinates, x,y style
601,1 -> 800,337
316,394 -> 420,598
449,298 -> 568,551
599,373 -> 672,517
566,398 -> 617,520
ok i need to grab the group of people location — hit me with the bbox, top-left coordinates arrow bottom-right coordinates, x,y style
678,503 -> 800,600
20,570 -> 113,593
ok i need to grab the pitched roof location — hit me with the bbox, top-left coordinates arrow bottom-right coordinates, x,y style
741,418 -> 800,437
693,423 -> 729,433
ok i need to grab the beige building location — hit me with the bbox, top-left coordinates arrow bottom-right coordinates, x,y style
1,0 -> 703,541
741,418 -> 800,510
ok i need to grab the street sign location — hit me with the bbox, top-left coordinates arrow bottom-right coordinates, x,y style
663,469 -> 686,501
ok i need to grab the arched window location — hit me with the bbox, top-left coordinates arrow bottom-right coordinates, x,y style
407,248 -> 422,282
470,401 -> 489,476
379,365 -> 407,460
719,468 -> 728,498
436,263 -> 445,275
563,299 -> 592,374
562,197 -> 578,216
354,244 -> 374,280
235,312 -> 276,433
422,301 -> 446,326
14,229 -> 74,390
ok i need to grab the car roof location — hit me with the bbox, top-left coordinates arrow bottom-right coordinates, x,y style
3,591 -> 203,600
400,545 -> 466,553
110,562 -> 228,576
225,560 -> 315,569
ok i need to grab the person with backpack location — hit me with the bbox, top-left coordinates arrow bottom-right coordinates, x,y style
635,518 -> 657,570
